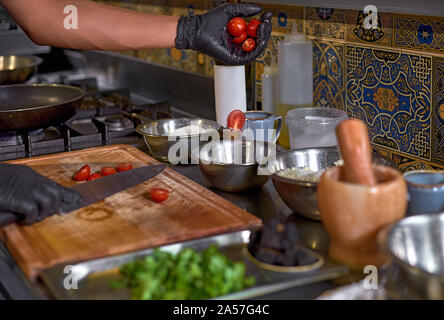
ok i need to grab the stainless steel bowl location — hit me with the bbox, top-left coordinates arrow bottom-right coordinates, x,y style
196,140 -> 274,192
387,213 -> 444,300
136,118 -> 221,162
270,147 -> 341,221
0,55 -> 43,85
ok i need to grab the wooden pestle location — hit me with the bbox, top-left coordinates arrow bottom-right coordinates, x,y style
336,119 -> 376,186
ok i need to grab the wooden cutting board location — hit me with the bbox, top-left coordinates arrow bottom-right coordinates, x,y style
0,145 -> 262,280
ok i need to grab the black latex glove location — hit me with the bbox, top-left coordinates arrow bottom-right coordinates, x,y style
175,3 -> 272,65
0,164 -> 80,225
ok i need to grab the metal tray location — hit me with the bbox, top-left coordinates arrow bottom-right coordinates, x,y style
40,230 -> 349,300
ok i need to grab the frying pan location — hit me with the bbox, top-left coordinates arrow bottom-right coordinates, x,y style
0,55 -> 43,85
0,84 -> 85,132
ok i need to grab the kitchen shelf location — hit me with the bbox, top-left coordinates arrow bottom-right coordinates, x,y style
261,0 -> 444,17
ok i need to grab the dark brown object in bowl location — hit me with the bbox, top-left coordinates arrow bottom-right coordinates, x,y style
248,219 -> 318,268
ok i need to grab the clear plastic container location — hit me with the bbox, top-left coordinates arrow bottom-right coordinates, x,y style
277,23 -> 313,148
286,108 -> 348,150
261,65 -> 278,114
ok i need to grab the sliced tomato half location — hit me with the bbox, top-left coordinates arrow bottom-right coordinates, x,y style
87,172 -> 103,181
227,109 -> 246,130
149,188 -> 169,203
73,164 -> 91,181
101,167 -> 117,176
117,163 -> 133,172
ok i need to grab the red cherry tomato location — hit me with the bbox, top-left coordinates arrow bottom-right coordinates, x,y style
101,167 -> 117,176
242,38 -> 256,52
117,163 -> 133,172
87,172 -> 103,181
227,109 -> 246,130
73,164 -> 91,181
246,19 -> 260,38
149,188 -> 169,203
227,17 -> 247,37
232,32 -> 247,44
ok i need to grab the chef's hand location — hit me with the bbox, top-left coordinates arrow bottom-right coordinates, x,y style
175,3 -> 272,65
0,164 -> 80,225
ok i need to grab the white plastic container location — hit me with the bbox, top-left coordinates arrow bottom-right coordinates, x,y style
278,26 -> 313,106
214,64 -> 247,127
277,24 -> 313,148
286,108 -> 348,150
261,62 -> 278,114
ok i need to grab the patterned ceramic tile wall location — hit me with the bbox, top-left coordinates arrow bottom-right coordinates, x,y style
95,1 -> 444,170
394,14 -> 444,54
313,40 -> 345,110
346,46 -> 432,161
434,58 -> 444,165
345,10 -> 393,47
305,7 -> 346,40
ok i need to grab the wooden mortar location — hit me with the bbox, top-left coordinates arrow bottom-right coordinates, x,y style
318,162 -> 407,270
318,119 -> 407,270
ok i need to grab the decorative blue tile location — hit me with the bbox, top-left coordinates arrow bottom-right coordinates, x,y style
373,147 -> 444,172
434,59 -> 444,164
346,10 -> 393,46
346,46 -> 432,161
394,14 -> 444,54
313,40 -> 345,109
305,7 -> 346,40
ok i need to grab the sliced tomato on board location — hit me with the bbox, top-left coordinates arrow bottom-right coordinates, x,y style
149,188 -> 169,203
87,172 -> 103,181
117,163 -> 133,172
101,167 -> 117,176
73,164 -> 91,181
227,109 -> 246,130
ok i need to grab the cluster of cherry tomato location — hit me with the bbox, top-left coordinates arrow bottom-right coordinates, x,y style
72,163 -> 170,203
73,163 -> 134,182
227,17 -> 260,52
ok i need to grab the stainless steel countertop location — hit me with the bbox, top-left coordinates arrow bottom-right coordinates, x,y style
0,155 -> 338,300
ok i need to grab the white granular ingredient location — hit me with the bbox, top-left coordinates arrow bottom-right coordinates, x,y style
170,125 -> 213,136
277,159 -> 344,182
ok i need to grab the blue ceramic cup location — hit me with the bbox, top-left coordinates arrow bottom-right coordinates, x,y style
243,111 -> 282,143
404,170 -> 444,215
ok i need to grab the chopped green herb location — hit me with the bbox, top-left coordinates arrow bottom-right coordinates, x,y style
110,245 -> 255,300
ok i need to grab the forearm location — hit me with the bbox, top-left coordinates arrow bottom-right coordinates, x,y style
0,0 -> 179,50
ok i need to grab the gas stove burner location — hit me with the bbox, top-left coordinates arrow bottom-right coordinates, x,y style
0,132 -> 18,143
104,115 -> 134,132
0,128 -> 45,145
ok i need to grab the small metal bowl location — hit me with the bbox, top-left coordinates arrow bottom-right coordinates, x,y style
270,147 -> 341,221
0,55 -> 43,85
387,213 -> 444,299
136,118 -> 221,162
196,140 -> 274,192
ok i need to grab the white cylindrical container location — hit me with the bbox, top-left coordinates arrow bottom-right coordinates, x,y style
214,64 -> 247,127
261,65 -> 278,114
278,31 -> 313,106
277,24 -> 313,148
